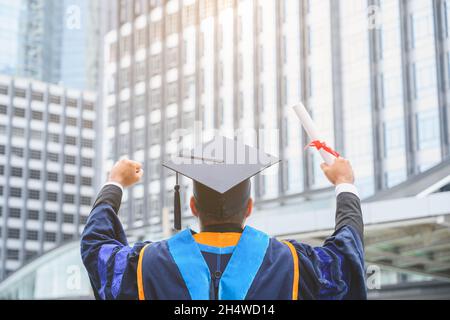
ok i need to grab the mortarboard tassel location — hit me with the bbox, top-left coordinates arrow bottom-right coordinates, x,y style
174,173 -> 181,230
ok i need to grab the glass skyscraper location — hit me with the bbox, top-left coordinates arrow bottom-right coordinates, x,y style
0,0 -> 101,91
102,0 -> 450,230
0,1 -> 23,76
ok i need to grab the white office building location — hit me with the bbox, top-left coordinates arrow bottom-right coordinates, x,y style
0,75 -> 97,279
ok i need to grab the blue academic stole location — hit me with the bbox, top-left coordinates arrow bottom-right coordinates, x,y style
167,226 -> 270,300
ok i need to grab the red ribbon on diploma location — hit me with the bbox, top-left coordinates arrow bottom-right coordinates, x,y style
306,140 -> 340,158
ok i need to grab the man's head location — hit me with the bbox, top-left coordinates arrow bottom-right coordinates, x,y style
162,136 -> 280,230
189,179 -> 253,228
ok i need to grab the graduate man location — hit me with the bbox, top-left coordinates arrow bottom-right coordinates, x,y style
81,136 -> 366,300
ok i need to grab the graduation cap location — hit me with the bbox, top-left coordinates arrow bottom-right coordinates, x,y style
163,136 -> 280,230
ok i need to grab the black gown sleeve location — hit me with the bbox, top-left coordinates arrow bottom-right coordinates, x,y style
80,184 -> 150,300
285,191 -> 366,300
335,192 -> 364,241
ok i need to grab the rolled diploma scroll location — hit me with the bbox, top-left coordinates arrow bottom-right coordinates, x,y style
293,103 -> 336,165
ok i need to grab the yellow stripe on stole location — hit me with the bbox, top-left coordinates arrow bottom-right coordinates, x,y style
137,243 -> 151,300
282,240 -> 299,300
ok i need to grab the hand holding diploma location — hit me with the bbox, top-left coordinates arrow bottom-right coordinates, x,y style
292,102 -> 340,165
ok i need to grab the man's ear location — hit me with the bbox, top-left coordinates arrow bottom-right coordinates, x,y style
244,198 -> 253,219
190,196 -> 199,218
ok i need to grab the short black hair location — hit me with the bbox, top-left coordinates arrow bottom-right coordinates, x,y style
193,179 -> 251,223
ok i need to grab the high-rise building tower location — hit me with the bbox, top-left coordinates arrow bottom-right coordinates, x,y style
103,0 -> 450,230
0,75 -> 96,279
0,0 -> 101,91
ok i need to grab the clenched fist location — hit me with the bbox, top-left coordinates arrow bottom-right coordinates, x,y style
320,158 -> 355,186
108,159 -> 143,188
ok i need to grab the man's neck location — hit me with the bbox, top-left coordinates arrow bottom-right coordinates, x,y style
200,223 -> 244,233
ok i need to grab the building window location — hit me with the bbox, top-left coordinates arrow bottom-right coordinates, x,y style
120,68 -> 131,89
81,176 -> 92,186
167,47 -> 178,68
167,82 -> 178,105
82,157 -> 93,168
150,194 -> 160,213
67,98 -> 78,108
80,215 -> 88,224
149,159 -> 160,180
151,55 -> 161,75
30,149 -> 42,160
66,116 -> 77,127
151,88 -> 161,110
31,130 -> 43,140
47,192 -> 58,202
108,107 -> 116,126
8,228 -> 20,239
31,110 -> 43,121
29,170 -> 41,180
136,61 -> 146,82
63,233 -> 73,241
14,107 -> 26,118
166,117 -> 178,137
28,189 -> 40,200
14,88 -> 26,98
9,208 -> 21,219
31,91 -> 44,101
0,104 -> 6,114
10,187 -> 22,198
64,194 -> 75,204
27,230 -> 39,241
150,20 -> 162,40
44,232 -> 56,242
48,152 -> 59,162
48,133 -> 60,144
136,27 -> 146,49
150,125 -> 160,145
49,113 -> 61,123
49,95 -> 61,104
64,174 -> 75,184
135,128 -> 145,150
12,127 -> 25,138
63,214 -> 74,224
83,101 -> 94,111
47,172 -> 58,182
82,138 -> 93,149
120,35 -> 131,56
81,196 -> 92,206
119,134 -> 129,155
416,111 -> 440,150
82,119 -> 93,129
65,136 -> 77,146
383,121 -> 405,155
135,94 -> 145,116
65,155 -> 76,165
7,249 -> 19,260
135,198 -> 144,221
119,101 -> 130,122
0,85 -> 8,95
45,211 -> 57,222
28,210 -> 39,220
11,147 -> 23,158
